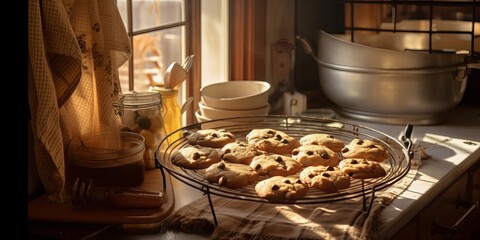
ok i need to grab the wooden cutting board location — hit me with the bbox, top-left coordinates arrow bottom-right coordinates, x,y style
28,169 -> 175,224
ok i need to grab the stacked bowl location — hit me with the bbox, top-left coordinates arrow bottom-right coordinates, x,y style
196,81 -> 271,128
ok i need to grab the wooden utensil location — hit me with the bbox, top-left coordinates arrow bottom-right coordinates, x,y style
182,55 -> 195,73
164,56 -> 194,89
171,62 -> 187,88
164,62 -> 186,89
163,62 -> 175,89
181,96 -> 194,115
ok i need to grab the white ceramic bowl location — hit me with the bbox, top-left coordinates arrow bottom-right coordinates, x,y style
198,101 -> 269,120
194,110 -> 240,129
201,81 -> 271,110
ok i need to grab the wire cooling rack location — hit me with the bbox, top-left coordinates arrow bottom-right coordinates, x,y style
155,115 -> 413,224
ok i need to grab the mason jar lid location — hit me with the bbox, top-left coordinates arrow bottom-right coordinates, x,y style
113,91 -> 163,115
120,91 -> 161,106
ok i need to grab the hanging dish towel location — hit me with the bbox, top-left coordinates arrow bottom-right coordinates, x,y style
28,0 -> 131,203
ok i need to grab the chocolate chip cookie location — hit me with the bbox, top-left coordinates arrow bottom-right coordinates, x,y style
291,145 -> 340,167
246,128 -> 300,154
220,140 -> 263,165
170,145 -> 222,169
186,129 -> 236,148
338,158 -> 387,179
299,165 -> 350,193
341,139 -> 388,162
249,154 -> 303,177
204,161 -> 259,189
255,176 -> 309,201
299,133 -> 345,152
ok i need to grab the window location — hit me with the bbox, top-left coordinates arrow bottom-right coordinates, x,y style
114,0 -> 264,125
116,0 -> 231,125
116,0 -> 188,91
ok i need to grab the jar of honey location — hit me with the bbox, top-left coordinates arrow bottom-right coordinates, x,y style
149,87 -> 182,144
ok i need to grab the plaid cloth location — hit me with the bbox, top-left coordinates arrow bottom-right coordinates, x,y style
28,0 -> 131,202
167,147 -> 421,240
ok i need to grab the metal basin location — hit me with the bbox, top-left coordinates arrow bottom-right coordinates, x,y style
318,30 -> 467,69
297,30 -> 479,125
318,62 -> 469,125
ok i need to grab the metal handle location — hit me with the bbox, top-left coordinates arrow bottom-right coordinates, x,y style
456,50 -> 480,70
296,35 -> 322,63
466,62 -> 480,69
401,124 -> 414,159
432,195 -> 479,238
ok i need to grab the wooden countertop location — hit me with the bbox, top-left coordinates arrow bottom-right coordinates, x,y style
28,169 -> 176,231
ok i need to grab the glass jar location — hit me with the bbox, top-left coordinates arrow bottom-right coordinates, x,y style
150,87 -> 182,144
68,131 -> 146,187
113,91 -> 167,170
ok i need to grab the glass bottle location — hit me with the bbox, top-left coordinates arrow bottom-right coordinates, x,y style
150,87 -> 182,144
113,91 -> 167,170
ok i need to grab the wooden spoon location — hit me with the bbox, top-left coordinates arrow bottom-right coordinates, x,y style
181,96 -> 194,115
168,62 -> 187,90
164,62 -> 186,89
163,62 -> 175,89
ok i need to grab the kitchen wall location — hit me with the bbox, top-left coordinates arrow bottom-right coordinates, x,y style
265,0 -> 295,88
265,0 -> 344,110
293,0 -> 344,109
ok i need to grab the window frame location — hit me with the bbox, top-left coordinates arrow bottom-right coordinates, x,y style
184,0 -> 201,125
121,0 -> 266,125
120,0 -> 201,124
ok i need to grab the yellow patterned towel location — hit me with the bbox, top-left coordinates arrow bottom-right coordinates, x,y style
28,0 -> 131,203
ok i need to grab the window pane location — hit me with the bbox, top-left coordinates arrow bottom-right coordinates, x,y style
201,0 -> 228,86
117,0 -> 128,29
118,26 -> 184,91
117,0 -> 185,32
134,0 -> 184,31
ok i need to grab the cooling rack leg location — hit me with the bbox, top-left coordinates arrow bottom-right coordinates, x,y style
205,186 -> 218,226
365,187 -> 376,218
155,151 -> 167,190
159,165 -> 167,190
361,179 -> 366,212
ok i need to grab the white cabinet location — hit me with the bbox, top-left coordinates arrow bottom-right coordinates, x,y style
392,159 -> 480,239
418,174 -> 469,239
466,160 -> 480,239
